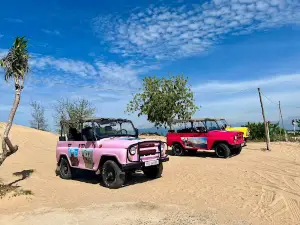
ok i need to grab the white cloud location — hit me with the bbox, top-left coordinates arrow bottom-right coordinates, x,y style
1,54 -> 300,129
197,91 -> 300,124
93,0 -> 300,60
192,73 -> 300,93
41,29 -> 61,36
4,18 -> 24,23
193,74 -> 300,124
30,56 -> 98,77
29,54 -> 159,90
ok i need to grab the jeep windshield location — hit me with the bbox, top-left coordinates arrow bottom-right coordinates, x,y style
202,119 -> 222,131
92,119 -> 137,138
216,119 -> 228,129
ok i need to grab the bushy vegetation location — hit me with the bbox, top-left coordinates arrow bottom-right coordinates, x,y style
53,98 -> 96,132
243,122 -> 286,142
29,101 -> 48,131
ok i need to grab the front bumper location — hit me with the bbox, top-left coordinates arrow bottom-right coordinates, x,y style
121,156 -> 169,171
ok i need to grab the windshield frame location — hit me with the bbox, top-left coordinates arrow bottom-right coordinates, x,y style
202,119 -> 222,131
92,119 -> 138,139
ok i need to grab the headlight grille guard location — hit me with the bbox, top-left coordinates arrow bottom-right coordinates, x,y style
127,140 -> 165,162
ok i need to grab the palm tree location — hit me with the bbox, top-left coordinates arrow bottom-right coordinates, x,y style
0,36 -> 29,167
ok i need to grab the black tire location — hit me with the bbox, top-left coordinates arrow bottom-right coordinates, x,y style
59,157 -> 73,179
143,163 -> 163,179
244,138 -> 248,146
232,146 -> 242,155
172,143 -> 185,156
215,143 -> 231,158
187,150 -> 197,156
101,160 -> 125,189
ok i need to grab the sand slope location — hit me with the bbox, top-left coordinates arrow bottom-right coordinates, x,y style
0,123 -> 300,225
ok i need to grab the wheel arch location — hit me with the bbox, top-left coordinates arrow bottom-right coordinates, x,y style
57,154 -> 70,166
98,155 -> 122,169
171,141 -> 184,148
211,140 -> 229,149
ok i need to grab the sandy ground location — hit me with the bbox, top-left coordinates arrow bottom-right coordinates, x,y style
0,123 -> 300,225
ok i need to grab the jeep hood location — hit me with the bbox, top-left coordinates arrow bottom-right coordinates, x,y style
100,136 -> 160,149
226,126 -> 249,135
227,126 -> 248,130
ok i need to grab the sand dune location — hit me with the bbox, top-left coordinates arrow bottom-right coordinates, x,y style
0,123 -> 300,225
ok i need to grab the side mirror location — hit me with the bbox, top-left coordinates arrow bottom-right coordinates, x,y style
135,128 -> 139,136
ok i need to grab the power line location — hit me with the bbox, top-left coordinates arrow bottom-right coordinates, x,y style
260,92 -> 279,105
260,91 -> 300,109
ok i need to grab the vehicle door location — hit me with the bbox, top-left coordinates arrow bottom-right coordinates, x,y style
204,120 -> 223,149
178,122 -> 208,150
78,122 -> 96,170
189,121 -> 208,149
66,127 -> 82,168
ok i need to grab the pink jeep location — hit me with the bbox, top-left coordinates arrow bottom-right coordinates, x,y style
56,118 -> 169,189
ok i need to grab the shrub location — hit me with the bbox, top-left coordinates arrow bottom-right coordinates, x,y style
243,122 -> 286,142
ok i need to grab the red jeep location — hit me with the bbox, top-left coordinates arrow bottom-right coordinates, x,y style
166,118 -> 244,158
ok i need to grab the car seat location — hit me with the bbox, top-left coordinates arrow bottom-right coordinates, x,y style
68,127 -> 80,141
196,126 -> 207,133
82,127 -> 95,141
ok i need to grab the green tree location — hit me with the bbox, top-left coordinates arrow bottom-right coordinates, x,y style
126,75 -> 199,128
0,37 -> 29,167
53,98 -> 96,131
29,101 -> 48,131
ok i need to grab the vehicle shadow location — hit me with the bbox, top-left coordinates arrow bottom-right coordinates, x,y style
72,170 -> 100,185
166,150 -> 240,158
70,169 -> 152,187
122,171 -> 151,188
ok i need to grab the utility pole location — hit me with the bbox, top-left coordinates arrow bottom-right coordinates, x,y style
258,88 -> 270,151
279,101 -> 288,141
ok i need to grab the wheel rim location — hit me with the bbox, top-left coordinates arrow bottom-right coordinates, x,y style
104,165 -> 116,183
173,146 -> 182,155
60,161 -> 69,175
216,146 -> 225,157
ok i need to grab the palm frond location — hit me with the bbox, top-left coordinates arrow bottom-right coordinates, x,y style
0,36 -> 29,85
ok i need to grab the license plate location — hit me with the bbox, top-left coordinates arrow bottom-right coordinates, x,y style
145,159 -> 159,167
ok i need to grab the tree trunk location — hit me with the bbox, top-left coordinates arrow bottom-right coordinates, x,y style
0,88 -> 21,167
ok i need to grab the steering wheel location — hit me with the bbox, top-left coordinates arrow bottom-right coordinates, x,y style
117,129 -> 128,135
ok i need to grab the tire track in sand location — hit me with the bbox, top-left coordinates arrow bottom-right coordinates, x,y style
250,160 -> 300,224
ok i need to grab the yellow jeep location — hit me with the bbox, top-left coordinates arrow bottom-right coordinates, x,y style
217,118 -> 250,145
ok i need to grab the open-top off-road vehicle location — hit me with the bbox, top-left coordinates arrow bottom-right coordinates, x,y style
56,118 -> 169,189
166,118 -> 244,158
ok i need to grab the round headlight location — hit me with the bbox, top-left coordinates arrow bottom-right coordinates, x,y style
129,146 -> 137,155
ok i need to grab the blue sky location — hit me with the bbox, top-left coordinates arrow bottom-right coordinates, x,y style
1,0 -> 300,130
